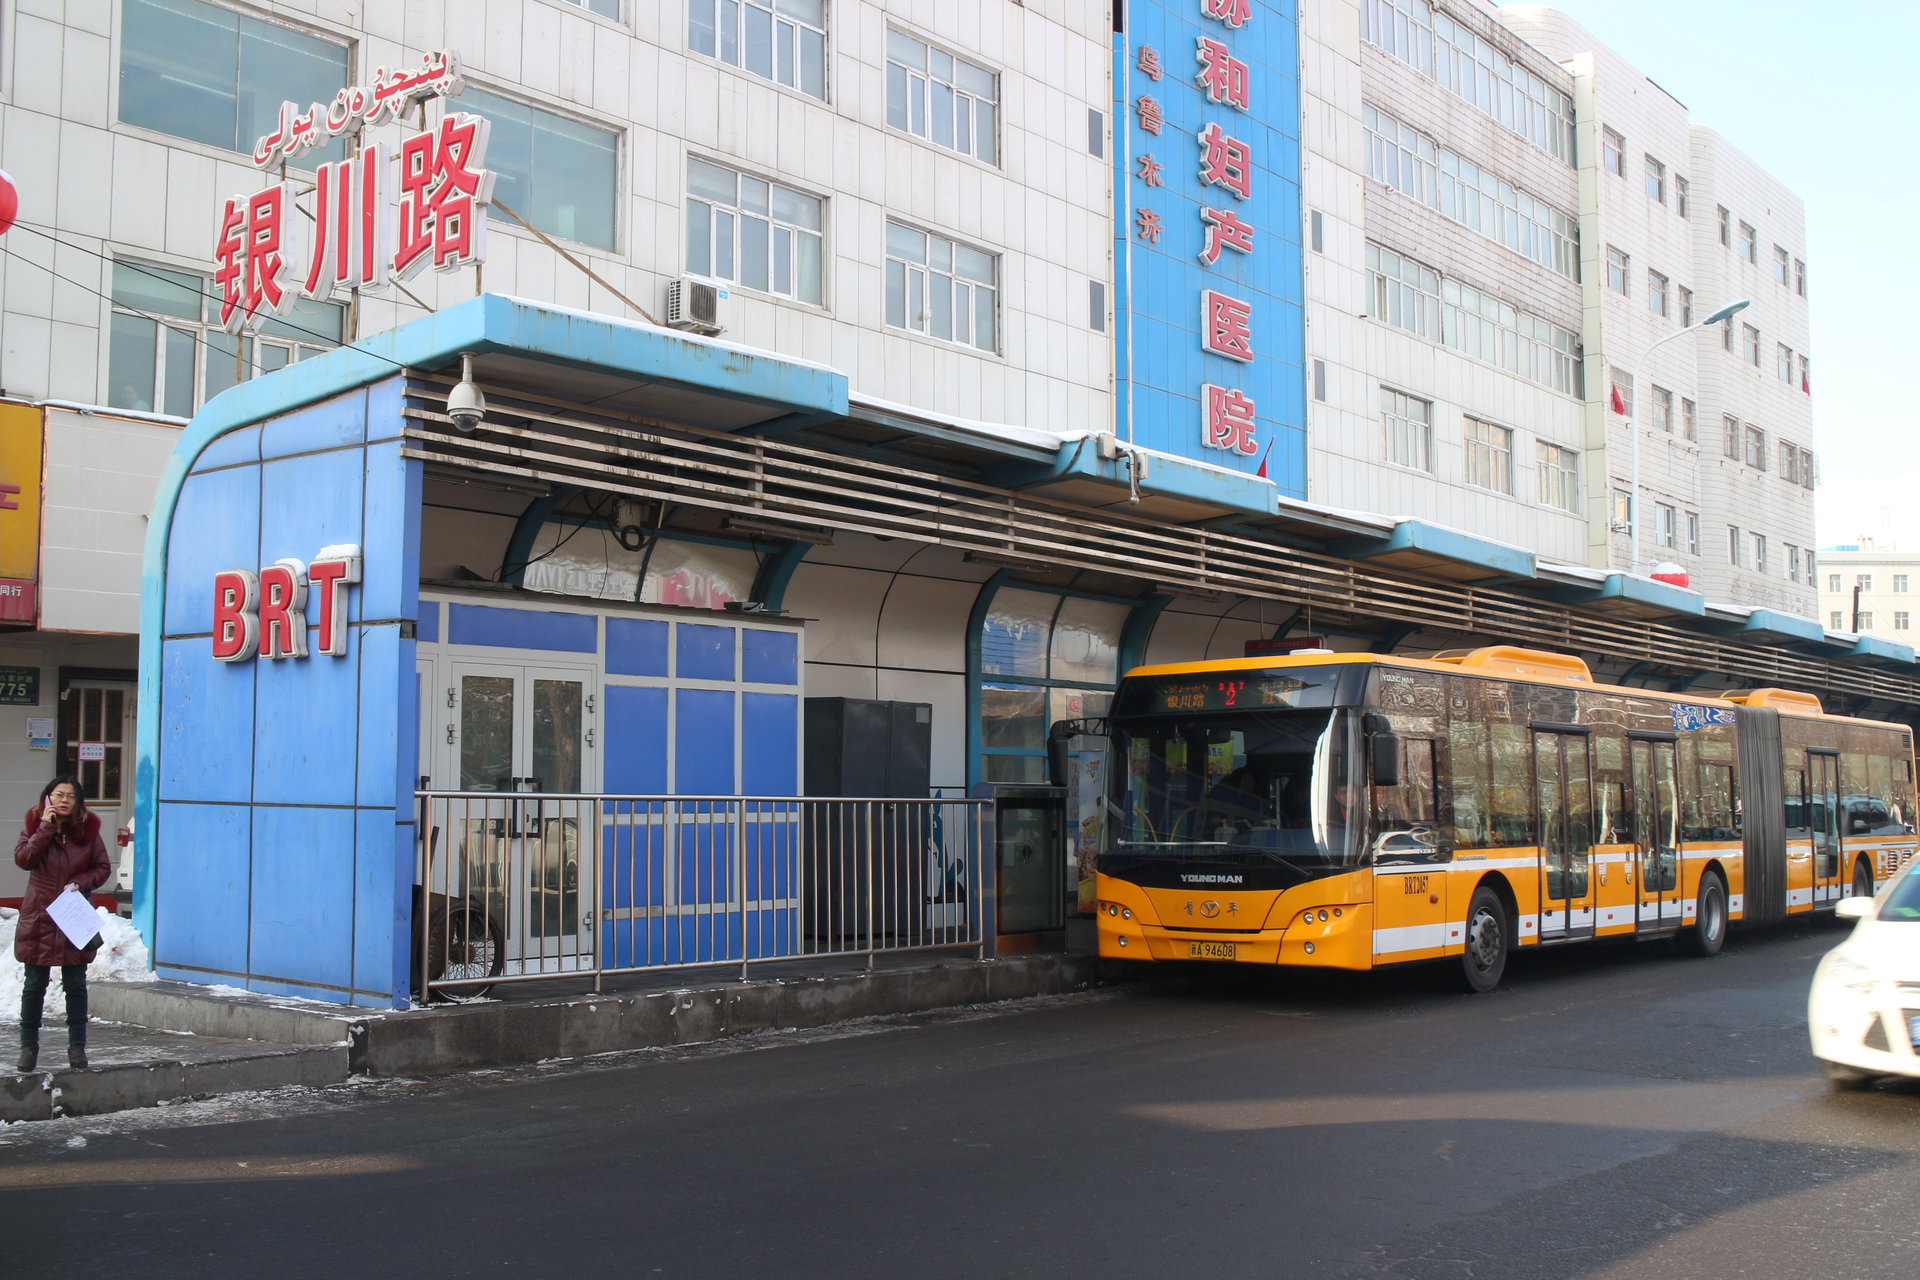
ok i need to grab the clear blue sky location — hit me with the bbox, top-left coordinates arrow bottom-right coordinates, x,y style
1510,1 -> 1919,550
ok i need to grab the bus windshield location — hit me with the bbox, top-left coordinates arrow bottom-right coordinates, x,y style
1107,707 -> 1365,887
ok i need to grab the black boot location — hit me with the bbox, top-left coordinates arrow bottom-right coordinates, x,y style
14,1042 -> 36,1073
67,1043 -> 87,1070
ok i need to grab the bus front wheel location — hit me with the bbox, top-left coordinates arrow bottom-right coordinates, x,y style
1459,886 -> 1509,993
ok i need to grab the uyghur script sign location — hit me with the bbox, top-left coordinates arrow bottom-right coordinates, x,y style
215,50 -> 492,335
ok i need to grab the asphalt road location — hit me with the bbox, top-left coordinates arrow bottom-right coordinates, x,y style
4,918 -> 1916,1279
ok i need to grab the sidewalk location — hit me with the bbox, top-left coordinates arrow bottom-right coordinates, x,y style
4,938 -> 1126,1123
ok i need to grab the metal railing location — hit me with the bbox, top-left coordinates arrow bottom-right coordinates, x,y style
415,792 -> 988,1000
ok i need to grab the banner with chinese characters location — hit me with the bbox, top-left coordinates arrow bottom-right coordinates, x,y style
1115,1 -> 1305,495
213,51 -> 492,335
0,403 -> 42,623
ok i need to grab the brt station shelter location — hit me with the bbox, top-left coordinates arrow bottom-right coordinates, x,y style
134,296 -> 1920,1009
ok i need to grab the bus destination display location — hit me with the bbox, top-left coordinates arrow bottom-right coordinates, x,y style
1150,675 -> 1308,713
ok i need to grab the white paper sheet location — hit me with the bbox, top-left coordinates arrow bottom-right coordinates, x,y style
45,887 -> 102,950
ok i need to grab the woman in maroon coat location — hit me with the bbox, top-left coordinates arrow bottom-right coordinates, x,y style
13,775 -> 111,1072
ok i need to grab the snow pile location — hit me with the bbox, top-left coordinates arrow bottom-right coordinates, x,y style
0,907 -> 153,1023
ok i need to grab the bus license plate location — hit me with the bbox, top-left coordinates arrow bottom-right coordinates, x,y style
1188,941 -> 1237,960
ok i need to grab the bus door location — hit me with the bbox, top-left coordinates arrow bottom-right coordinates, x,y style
1533,728 -> 1594,941
1809,748 -> 1843,905
1629,734 -> 1680,930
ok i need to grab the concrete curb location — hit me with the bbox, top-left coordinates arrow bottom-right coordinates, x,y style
353,953 -> 1122,1077
89,980 -> 364,1046
1,1044 -> 350,1122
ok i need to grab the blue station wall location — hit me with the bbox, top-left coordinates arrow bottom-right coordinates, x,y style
152,377 -> 420,1007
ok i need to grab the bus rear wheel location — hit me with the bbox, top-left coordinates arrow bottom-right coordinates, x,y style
1678,870 -> 1727,957
1459,886 -> 1509,993
1849,859 -> 1875,903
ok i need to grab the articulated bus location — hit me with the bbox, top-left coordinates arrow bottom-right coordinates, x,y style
1054,645 -> 1918,991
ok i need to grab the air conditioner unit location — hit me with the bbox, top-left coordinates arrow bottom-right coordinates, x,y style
665,277 -> 728,335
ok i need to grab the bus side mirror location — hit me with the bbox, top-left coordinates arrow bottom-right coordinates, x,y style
1370,732 -> 1402,789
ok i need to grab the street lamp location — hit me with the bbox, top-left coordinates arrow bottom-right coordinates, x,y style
1625,298 -> 1751,574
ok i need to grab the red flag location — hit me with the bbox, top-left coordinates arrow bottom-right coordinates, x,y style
1254,435 -> 1277,479
1610,384 -> 1626,414
1802,372 -> 1810,393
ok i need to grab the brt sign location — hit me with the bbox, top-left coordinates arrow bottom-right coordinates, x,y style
212,547 -> 362,662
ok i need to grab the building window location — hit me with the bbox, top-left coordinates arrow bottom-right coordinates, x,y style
1644,155 -> 1664,202
1787,545 -> 1800,583
1752,533 -> 1768,574
1798,446 -> 1815,489
1463,417 -> 1513,494
1606,246 -> 1630,295
463,88 -> 619,250
1798,354 -> 1810,392
1830,611 -> 1843,629
1895,575 -> 1910,593
1727,526 -> 1743,566
1536,441 -> 1578,512
687,158 -> 825,303
1681,397 -> 1696,441
1777,343 -> 1794,382
887,30 -> 999,163
1742,324 -> 1761,366
1651,385 -> 1673,433
1361,0 -> 1576,162
1721,319 -> 1734,353
1647,270 -> 1669,317
106,261 -> 341,417
558,0 -> 620,15
1366,242 -> 1443,340
1674,175 -> 1690,217
1678,286 -> 1693,326
119,0 -> 349,162
1364,106 -> 1577,278
1717,205 -> 1731,246
1898,612 -> 1912,632
1858,611 -> 1875,631
1779,440 -> 1797,483
1744,425 -> 1767,470
1857,574 -> 1874,591
1828,573 -> 1842,592
1602,127 -> 1624,177
1722,415 -> 1741,461
1738,221 -> 1757,263
1611,489 -> 1634,536
1609,366 -> 1634,417
1089,281 -> 1106,332
1773,246 -> 1790,285
1794,258 -> 1806,297
1381,387 -> 1433,471
886,222 -> 997,352
690,0 -> 828,99
1655,502 -> 1677,548
1684,511 -> 1700,555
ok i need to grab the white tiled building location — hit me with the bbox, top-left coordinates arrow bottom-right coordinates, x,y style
1303,0 -> 1817,610
1818,545 -> 1920,645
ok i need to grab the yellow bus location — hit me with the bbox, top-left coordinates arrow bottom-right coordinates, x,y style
1057,645 -> 1918,991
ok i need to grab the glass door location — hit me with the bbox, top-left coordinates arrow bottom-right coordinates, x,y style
449,662 -> 596,973
1809,749 -> 1843,904
1630,736 -> 1681,930
1534,730 -> 1593,940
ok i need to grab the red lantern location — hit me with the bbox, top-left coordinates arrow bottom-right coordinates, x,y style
0,169 -> 16,236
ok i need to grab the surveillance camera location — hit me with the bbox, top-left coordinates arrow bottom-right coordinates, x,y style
446,378 -> 487,433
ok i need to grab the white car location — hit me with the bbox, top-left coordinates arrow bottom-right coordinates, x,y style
1808,855 -> 1920,1089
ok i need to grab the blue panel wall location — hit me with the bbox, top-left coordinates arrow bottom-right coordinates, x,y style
152,379 -> 420,1008
677,624 -> 736,681
743,628 -> 799,685
607,617 -> 669,676
742,692 -> 798,795
1115,1 -> 1306,497
605,684 -> 669,793
448,603 -> 598,652
676,688 -> 735,792
150,802 -> 253,979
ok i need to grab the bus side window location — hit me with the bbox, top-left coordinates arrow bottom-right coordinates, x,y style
1783,768 -> 1808,836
